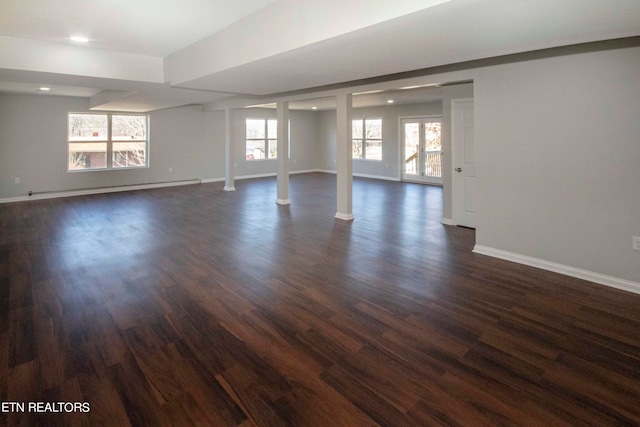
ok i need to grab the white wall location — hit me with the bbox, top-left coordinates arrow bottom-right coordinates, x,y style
316,110 -> 336,172
204,110 -> 226,180
1,94 -> 84,198
316,102 -> 442,180
290,109 -> 319,172
0,94 -> 215,198
150,106 -> 219,182
473,45 -> 640,284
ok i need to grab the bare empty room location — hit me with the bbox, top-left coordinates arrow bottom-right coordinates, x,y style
1,1 -> 640,425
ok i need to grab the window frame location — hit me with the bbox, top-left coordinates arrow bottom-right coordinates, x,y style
245,118 -> 278,161
352,118 -> 383,161
67,112 -> 150,172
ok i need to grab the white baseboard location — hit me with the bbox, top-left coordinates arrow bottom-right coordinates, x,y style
353,173 -> 401,182
230,169 -> 320,181
441,218 -> 454,226
201,177 -> 225,184
0,195 -> 33,204
1,169 -> 419,204
473,245 -> 640,295
202,170 -> 320,184
315,169 -> 400,182
0,179 -> 201,204
291,169 -> 320,175
335,212 -> 355,221
235,172 -> 277,180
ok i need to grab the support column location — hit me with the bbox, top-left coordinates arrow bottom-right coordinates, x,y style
223,108 -> 235,191
335,93 -> 354,220
276,101 -> 291,205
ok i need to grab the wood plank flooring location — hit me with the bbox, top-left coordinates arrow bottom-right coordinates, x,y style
1,172 -> 639,426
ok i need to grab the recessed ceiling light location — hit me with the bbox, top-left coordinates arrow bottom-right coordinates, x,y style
387,99 -> 395,104
38,87 -> 51,91
70,36 -> 89,43
311,106 -> 318,110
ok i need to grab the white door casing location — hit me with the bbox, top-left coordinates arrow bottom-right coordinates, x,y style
452,99 -> 475,228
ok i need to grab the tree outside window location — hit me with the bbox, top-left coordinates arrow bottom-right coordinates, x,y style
68,113 -> 148,171
246,119 -> 277,160
352,118 -> 382,160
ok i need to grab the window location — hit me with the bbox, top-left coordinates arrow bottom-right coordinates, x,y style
246,118 -> 277,160
68,113 -> 149,171
352,118 -> 382,160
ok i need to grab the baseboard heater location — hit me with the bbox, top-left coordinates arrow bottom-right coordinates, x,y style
27,179 -> 201,198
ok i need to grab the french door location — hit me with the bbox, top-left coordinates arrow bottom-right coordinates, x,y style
401,117 -> 443,184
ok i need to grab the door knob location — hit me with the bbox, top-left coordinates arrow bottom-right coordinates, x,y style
455,167 -> 462,172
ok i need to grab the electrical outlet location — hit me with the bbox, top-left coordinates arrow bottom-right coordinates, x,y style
633,236 -> 640,251
14,177 -> 20,184
168,167 -> 172,173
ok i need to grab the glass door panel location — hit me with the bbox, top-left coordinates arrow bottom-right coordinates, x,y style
424,122 -> 442,180
403,122 -> 420,178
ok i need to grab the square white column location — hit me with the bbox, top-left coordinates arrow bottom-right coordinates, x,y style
276,101 -> 290,205
335,93 -> 354,220
223,108 -> 235,191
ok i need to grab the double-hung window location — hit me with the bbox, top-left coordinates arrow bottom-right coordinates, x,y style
352,118 -> 382,160
246,119 -> 277,160
68,113 -> 149,171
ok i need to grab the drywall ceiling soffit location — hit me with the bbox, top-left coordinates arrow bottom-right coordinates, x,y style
0,81 -> 102,97
0,66 -> 147,91
170,0 -> 640,96
0,36 -> 165,84
86,84 -> 232,112
0,68 -> 232,112
241,87 -> 445,111
0,0 -> 277,57
164,0 -> 452,87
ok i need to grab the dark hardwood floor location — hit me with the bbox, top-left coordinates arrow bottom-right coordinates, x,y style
1,172 -> 639,426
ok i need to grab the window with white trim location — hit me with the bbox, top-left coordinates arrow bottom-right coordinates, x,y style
352,118 -> 382,160
67,113 -> 149,171
246,118 -> 277,160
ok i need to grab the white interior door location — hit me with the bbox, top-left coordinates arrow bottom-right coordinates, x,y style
401,117 -> 442,184
452,99 -> 475,228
